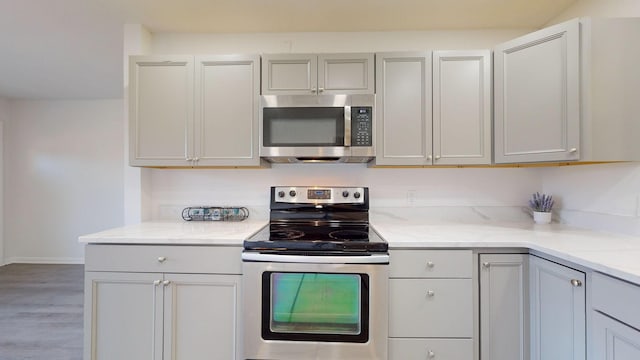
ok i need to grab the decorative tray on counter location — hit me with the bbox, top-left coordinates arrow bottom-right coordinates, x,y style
182,206 -> 249,221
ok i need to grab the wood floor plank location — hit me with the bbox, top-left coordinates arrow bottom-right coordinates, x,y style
0,264 -> 84,360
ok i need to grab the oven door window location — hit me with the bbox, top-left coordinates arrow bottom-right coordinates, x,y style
262,272 -> 369,343
263,107 -> 345,147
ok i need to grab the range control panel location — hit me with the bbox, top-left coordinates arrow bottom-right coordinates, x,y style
274,186 -> 366,204
351,107 -> 372,146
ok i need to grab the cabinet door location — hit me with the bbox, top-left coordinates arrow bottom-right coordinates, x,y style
479,254 -> 529,360
494,19 -> 580,163
261,54 -> 317,95
375,52 -> 432,165
529,255 -> 585,360
194,55 -> 261,166
389,338 -> 473,360
389,278 -> 473,338
592,311 -> 640,360
317,53 -> 374,94
84,272 -> 163,360
163,274 -> 242,360
433,50 -> 491,165
129,56 -> 194,166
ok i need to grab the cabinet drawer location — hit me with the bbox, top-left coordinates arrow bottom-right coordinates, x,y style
85,244 -> 242,274
593,272 -> 640,330
389,278 -> 473,337
390,250 -> 472,278
389,338 -> 473,360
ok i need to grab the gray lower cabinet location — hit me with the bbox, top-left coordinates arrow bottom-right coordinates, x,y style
83,245 -> 242,360
479,254 -> 529,360
592,312 -> 640,360
591,272 -> 640,360
388,250 -> 474,360
529,255 -> 586,360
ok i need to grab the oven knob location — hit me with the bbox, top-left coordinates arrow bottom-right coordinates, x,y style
278,191 -> 285,198
354,192 -> 361,199
289,190 -> 297,197
342,191 -> 350,198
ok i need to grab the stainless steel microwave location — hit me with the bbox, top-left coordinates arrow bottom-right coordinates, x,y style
259,94 -> 375,163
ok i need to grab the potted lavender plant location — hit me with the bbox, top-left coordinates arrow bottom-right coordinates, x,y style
529,192 -> 554,224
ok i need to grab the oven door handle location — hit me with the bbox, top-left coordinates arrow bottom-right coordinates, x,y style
242,252 -> 389,264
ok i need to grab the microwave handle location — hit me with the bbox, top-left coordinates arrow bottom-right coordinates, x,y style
344,106 -> 351,147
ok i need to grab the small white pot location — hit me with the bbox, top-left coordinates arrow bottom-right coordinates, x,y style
533,211 -> 552,224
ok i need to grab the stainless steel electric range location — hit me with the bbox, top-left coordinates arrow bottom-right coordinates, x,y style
242,186 -> 388,360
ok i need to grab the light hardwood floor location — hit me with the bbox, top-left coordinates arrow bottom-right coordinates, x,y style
0,264 -> 84,360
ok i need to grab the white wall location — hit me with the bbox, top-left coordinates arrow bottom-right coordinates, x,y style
148,166 -> 541,220
151,29 -> 531,54
0,98 -> 6,265
541,0 -> 640,235
548,0 -> 640,24
4,99 -> 124,263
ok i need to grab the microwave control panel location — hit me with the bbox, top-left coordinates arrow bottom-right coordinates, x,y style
351,107 -> 373,146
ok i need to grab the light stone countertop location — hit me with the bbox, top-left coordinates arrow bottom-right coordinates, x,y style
371,207 -> 640,285
78,219 -> 269,246
79,206 -> 640,286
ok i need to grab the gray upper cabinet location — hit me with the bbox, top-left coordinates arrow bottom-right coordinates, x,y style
529,255 -> 585,360
129,54 -> 261,167
495,17 -> 640,163
261,53 -> 374,95
374,51 -> 491,166
433,50 -> 492,165
373,52 -> 432,166
494,19 -> 580,164
129,56 -> 195,167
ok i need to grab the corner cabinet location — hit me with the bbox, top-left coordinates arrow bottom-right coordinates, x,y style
495,17 -> 640,163
592,273 -> 640,360
388,250 -> 474,360
129,55 -> 262,167
261,53 -> 374,95
479,254 -> 529,360
529,255 -> 586,360
373,51 -> 491,166
83,245 -> 243,360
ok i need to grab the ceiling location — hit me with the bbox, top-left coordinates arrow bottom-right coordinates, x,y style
0,0 -> 578,100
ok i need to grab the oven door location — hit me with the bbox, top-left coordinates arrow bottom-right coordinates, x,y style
242,254 -> 388,360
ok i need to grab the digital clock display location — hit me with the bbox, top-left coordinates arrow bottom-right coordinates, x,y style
308,189 -> 331,200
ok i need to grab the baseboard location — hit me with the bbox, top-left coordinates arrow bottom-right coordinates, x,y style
4,257 -> 85,265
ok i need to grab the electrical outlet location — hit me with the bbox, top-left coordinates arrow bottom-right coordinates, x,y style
407,190 -> 416,206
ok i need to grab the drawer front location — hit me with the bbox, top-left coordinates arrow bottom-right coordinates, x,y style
390,250 -> 472,278
592,272 -> 640,330
389,338 -> 473,360
85,244 -> 242,274
389,279 -> 473,337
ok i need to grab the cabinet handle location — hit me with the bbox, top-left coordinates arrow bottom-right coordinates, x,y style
569,148 -> 578,153
193,157 -> 199,162
157,256 -> 167,263
435,155 -> 441,160
570,279 -> 582,287
426,290 -> 435,297
427,349 -> 435,358
426,261 -> 435,268
318,87 -> 324,93
427,155 -> 432,160
311,88 -> 317,93
153,280 -> 161,286
185,157 -> 193,161
163,280 -> 171,286
482,262 -> 490,268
